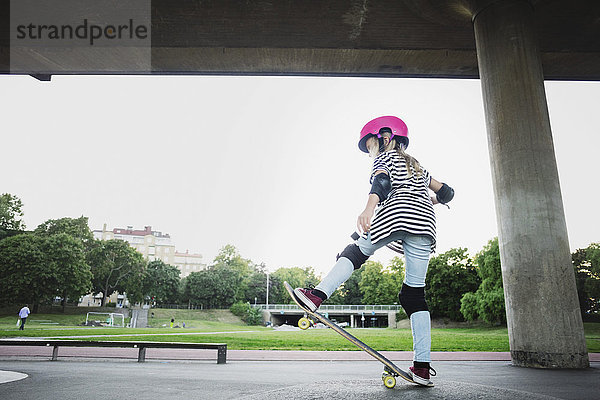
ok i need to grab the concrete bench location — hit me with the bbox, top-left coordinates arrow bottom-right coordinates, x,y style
0,339 -> 227,364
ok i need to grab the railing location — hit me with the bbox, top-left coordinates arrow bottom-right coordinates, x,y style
253,304 -> 402,311
153,304 -> 205,309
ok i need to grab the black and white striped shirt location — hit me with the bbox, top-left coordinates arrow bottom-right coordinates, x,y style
367,150 -> 436,254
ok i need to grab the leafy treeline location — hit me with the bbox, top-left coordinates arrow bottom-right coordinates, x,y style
1,193 -> 598,323
573,243 -> 600,319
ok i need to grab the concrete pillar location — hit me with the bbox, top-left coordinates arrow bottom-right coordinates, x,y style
472,0 -> 588,368
262,310 -> 272,325
387,311 -> 397,329
350,314 -> 355,328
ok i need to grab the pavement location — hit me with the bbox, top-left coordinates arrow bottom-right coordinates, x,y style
0,348 -> 598,399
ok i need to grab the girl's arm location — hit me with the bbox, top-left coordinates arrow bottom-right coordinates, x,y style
430,177 -> 455,206
358,170 -> 389,233
429,177 -> 442,205
357,194 -> 380,234
429,177 -> 443,192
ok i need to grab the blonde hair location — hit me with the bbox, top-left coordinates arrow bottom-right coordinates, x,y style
367,132 -> 422,177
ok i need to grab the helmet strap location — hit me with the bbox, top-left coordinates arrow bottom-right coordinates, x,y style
378,136 -> 385,153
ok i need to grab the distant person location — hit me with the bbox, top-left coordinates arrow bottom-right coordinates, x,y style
293,116 -> 454,387
18,304 -> 30,331
170,318 -> 174,328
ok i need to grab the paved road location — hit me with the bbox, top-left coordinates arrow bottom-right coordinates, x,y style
0,356 -> 598,399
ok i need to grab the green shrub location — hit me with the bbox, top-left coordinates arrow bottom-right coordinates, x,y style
460,238 -> 507,324
395,308 -> 408,322
245,307 -> 263,325
230,301 -> 263,325
425,248 -> 480,321
230,301 -> 247,317
460,292 -> 479,322
478,286 -> 506,324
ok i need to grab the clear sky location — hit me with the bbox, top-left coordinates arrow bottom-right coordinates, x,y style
1,75 -> 598,275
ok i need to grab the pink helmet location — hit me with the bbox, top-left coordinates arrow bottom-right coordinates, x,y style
358,116 -> 409,153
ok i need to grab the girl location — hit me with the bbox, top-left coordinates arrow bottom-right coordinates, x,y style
294,116 -> 454,387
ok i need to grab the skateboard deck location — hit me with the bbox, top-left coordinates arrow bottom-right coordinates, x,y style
284,281 -> 415,388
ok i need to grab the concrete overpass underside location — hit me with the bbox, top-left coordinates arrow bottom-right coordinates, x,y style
0,0 -> 598,369
0,0 -> 599,79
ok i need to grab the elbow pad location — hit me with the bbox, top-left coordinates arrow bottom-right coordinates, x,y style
370,173 -> 392,202
436,183 -> 455,204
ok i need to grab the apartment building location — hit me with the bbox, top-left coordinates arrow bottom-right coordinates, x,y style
79,224 -> 206,306
174,250 -> 206,278
93,224 -> 176,264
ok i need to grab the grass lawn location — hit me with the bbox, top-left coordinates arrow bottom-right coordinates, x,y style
0,313 -> 264,336
1,312 -> 598,353
35,327 -> 511,352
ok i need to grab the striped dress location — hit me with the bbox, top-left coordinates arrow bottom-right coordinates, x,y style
366,150 -> 436,254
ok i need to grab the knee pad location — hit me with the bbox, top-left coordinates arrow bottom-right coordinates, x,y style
399,283 -> 429,318
336,244 -> 369,270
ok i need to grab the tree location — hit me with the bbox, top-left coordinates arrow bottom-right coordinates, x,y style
180,245 -> 265,309
213,245 -> 247,268
142,260 -> 181,304
31,217 -> 95,311
243,263 -> 269,304
87,239 -> 146,306
42,233 -> 92,311
0,234 -> 49,311
34,216 -> 93,246
572,243 -> 600,319
212,245 -> 253,302
327,268 -> 364,305
269,267 -> 320,304
0,193 -> 26,239
266,273 -> 283,304
426,247 -> 480,321
359,260 -> 404,304
0,232 -> 93,312
460,237 -> 506,324
183,265 -> 244,308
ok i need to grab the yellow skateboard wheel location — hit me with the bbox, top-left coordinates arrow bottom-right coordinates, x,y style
298,317 -> 311,330
383,375 -> 396,389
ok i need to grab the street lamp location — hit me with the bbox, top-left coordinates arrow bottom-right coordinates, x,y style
266,272 -> 270,309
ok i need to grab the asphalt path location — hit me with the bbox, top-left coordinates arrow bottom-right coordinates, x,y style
0,355 -> 598,399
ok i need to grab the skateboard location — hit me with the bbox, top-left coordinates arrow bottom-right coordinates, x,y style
284,281 -> 415,388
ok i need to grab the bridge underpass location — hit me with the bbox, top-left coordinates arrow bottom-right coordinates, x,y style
1,0 -> 598,368
257,305 -> 403,329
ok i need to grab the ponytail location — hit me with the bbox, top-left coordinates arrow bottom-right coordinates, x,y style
368,133 -> 422,178
395,143 -> 422,178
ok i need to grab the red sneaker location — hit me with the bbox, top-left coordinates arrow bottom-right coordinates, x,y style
409,366 -> 436,387
293,287 -> 323,312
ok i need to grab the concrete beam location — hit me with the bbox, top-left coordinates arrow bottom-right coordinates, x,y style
473,0 -> 589,368
2,1 -> 599,79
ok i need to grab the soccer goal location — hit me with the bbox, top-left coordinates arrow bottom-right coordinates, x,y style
85,312 -> 125,327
